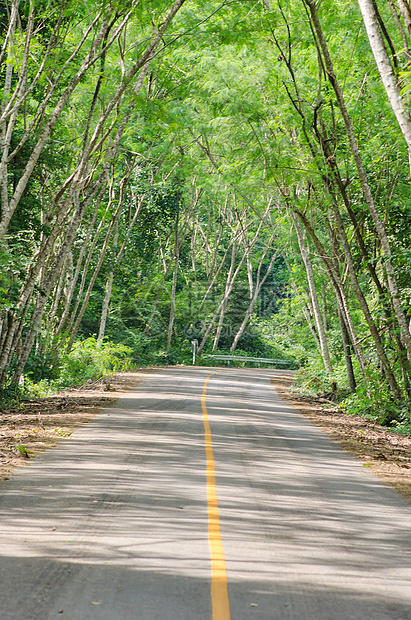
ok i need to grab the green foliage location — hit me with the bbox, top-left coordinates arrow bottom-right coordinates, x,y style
58,338 -> 133,387
340,366 -> 408,427
255,304 -> 317,369
23,378 -> 58,398
1,0 -> 411,427
0,383 -> 26,408
16,443 -> 34,457
294,363 -> 338,396
25,349 -> 60,383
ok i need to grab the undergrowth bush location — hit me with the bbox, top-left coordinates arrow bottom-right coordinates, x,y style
294,358 -> 410,430
24,378 -> 57,398
340,365 -> 407,427
0,338 -> 134,403
294,365 -> 334,395
58,337 -> 133,387
0,382 -> 26,407
293,358 -> 343,397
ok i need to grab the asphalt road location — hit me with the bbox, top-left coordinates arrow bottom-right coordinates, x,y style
0,367 -> 410,620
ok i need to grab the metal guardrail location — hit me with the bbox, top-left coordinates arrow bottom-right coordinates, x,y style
204,354 -> 296,368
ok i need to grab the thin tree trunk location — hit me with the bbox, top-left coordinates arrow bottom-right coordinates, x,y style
5,159 -> 109,369
337,305 -> 357,390
10,192 -> 93,383
166,247 -> 180,352
302,300 -> 321,347
165,211 -> 191,351
197,250 -> 248,356
291,212 -> 333,372
7,119 -> 125,381
305,0 -> 411,366
230,246 -> 280,353
329,200 -> 402,401
386,0 -> 411,59
310,86 -> 411,390
97,191 -> 145,344
0,16 -> 109,241
44,255 -> 68,341
65,188 -> 127,353
292,206 -> 368,377
397,0 -> 411,37
357,0 -> 411,169
0,0 -> 19,218
97,218 -> 119,344
213,244 -> 237,350
98,271 -> 114,345
62,184 -> 117,340
144,255 -> 176,336
54,190 -> 107,338
198,234 -> 239,312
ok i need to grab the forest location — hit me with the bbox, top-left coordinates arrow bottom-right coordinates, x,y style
0,0 -> 411,429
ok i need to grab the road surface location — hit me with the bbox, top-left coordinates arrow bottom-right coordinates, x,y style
0,367 -> 410,619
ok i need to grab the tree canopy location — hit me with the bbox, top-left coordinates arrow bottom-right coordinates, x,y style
1,0 -> 411,427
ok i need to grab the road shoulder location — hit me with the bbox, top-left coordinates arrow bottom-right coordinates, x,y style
2,369 -> 411,503
0,372 -> 141,482
271,374 -> 411,502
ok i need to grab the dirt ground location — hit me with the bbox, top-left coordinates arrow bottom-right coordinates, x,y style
1,370 -> 410,502
0,372 -> 139,481
271,374 -> 411,502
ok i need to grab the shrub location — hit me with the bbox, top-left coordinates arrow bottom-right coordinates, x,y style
0,382 -> 26,407
58,337 -> 133,387
340,365 -> 405,426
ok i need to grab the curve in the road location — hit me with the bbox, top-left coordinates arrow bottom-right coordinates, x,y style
0,367 -> 410,620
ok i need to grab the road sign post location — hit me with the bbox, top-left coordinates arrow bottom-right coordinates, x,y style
191,339 -> 198,365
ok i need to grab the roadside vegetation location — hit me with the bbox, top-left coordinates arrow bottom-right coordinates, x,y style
0,0 -> 411,433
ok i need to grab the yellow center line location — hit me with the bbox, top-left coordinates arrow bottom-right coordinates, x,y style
202,372 -> 231,620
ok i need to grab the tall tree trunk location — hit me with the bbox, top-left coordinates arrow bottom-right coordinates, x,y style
337,305 -> 357,391
305,0 -> 411,367
292,206 -> 368,377
213,244 -> 237,350
357,0 -> 411,170
166,247 -> 180,352
97,219 -> 119,344
230,246 -> 280,353
291,212 -> 333,372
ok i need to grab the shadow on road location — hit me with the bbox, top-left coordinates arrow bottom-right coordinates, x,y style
0,368 -> 410,619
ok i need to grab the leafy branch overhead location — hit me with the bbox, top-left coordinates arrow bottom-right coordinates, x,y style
0,0 -> 410,427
